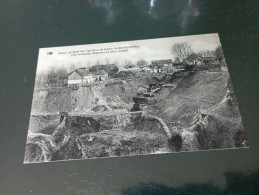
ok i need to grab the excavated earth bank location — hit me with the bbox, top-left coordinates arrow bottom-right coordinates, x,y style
24,112 -> 170,163
24,69 -> 248,163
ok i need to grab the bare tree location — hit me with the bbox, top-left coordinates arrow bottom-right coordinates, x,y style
47,66 -> 57,85
105,58 -> 111,65
197,50 -> 214,57
124,60 -> 134,68
174,57 -> 181,63
96,59 -> 101,65
171,42 -> 193,61
85,61 -> 92,68
213,45 -> 224,62
47,65 -> 68,86
68,64 -> 77,73
186,53 -> 199,64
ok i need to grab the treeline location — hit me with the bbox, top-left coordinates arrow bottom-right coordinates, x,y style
171,42 -> 224,63
88,64 -> 119,77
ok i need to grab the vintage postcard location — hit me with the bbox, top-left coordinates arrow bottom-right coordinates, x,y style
24,33 -> 248,163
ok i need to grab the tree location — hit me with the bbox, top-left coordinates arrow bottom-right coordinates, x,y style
197,50 -> 214,57
113,60 -> 118,66
186,53 -> 198,64
47,66 -> 57,85
56,67 -> 68,78
214,45 -> 224,62
105,58 -> 111,65
123,60 -> 134,68
174,57 -> 181,63
136,59 -> 148,67
95,59 -> 101,65
68,64 -> 76,73
47,66 -> 68,86
85,61 -> 92,67
171,42 -> 193,61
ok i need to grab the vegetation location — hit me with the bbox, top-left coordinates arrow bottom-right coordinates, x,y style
47,66 -> 68,87
171,42 -> 193,61
123,60 -> 135,68
89,64 -> 119,77
115,70 -> 135,78
171,42 -> 224,65
214,45 -> 224,62
136,59 -> 148,67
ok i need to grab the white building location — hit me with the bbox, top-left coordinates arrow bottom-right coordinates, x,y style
67,68 -> 95,86
127,67 -> 141,75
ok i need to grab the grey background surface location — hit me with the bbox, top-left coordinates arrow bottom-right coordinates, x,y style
0,0 -> 258,194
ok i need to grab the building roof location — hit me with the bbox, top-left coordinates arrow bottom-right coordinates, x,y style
68,68 -> 92,77
173,62 -> 186,66
142,67 -> 152,71
95,70 -> 108,75
203,56 -> 215,60
151,59 -> 172,65
196,55 -> 215,61
127,67 -> 141,72
150,64 -> 163,69
76,68 -> 91,76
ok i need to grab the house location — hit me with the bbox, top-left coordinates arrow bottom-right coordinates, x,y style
151,59 -> 173,67
202,56 -> 215,64
194,56 -> 204,65
94,70 -> 108,81
172,62 -> 186,71
115,70 -> 135,78
67,68 -> 95,86
186,54 -> 216,66
127,67 -> 141,75
186,53 -> 200,65
150,65 -> 162,73
141,67 -> 153,74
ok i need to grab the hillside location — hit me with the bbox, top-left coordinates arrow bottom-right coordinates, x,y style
144,71 -> 247,150
24,112 -> 170,163
31,76 -> 158,114
148,71 -> 228,127
25,69 -> 248,163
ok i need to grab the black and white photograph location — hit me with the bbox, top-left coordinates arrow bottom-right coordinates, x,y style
24,33 -> 248,163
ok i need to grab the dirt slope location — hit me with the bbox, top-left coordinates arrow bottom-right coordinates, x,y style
24,112 -> 170,163
25,70 -> 248,163
31,78 -> 155,114
145,71 -> 247,150
149,71 -> 229,127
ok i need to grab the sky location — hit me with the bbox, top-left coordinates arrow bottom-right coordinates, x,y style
36,33 -> 221,74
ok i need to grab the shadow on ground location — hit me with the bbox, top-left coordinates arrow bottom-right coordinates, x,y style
122,169 -> 259,195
